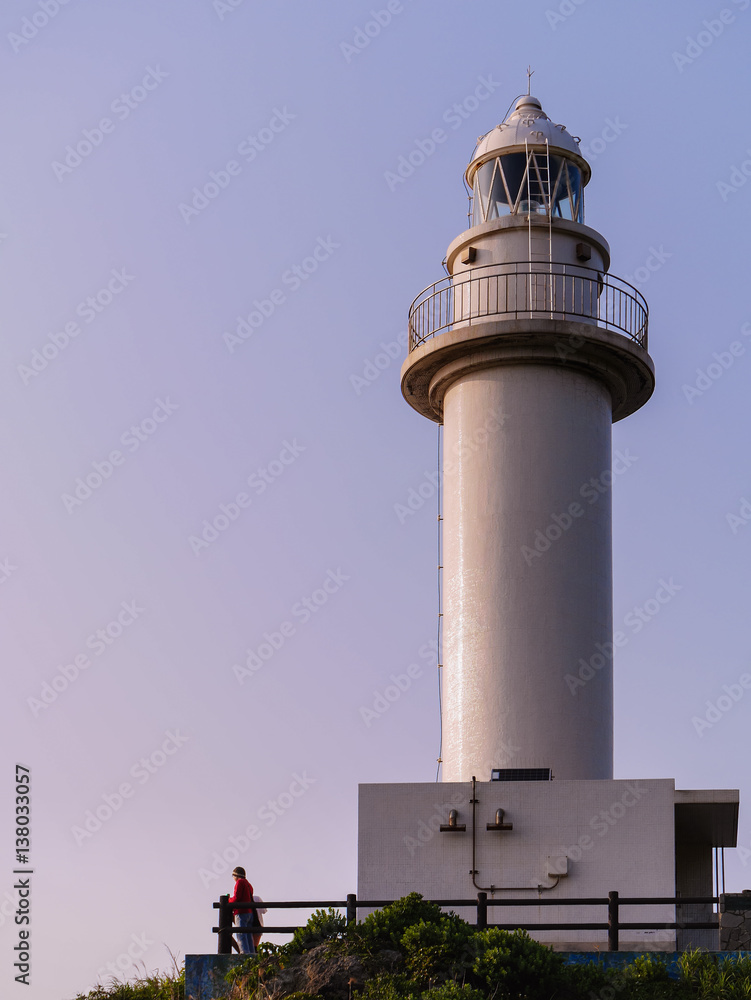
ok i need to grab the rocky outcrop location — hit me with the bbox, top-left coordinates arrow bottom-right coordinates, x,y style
263,946 -> 403,1000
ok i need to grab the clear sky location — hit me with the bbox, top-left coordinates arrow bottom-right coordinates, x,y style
0,1 -> 750,996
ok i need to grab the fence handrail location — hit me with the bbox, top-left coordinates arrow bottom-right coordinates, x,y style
407,260 -> 648,351
213,892 -> 721,955
215,895 -> 720,909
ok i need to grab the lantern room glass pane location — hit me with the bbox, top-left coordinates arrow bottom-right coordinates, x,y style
520,153 -> 548,214
499,153 -> 527,212
474,159 -> 512,223
472,153 -> 584,222
551,161 -> 583,222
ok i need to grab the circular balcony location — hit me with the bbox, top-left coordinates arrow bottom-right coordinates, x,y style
408,261 -> 648,352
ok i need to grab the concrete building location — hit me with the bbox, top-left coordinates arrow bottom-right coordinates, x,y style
358,92 -> 739,951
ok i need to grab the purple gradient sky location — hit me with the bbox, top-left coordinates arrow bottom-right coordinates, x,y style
1,1 -> 750,996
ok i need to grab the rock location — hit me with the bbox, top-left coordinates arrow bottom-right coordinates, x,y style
265,945 -> 368,1000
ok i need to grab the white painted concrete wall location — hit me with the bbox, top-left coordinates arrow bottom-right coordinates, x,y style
358,779 -> 676,951
441,366 -> 613,782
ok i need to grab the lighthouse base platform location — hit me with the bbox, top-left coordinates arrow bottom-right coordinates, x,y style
357,778 -> 738,952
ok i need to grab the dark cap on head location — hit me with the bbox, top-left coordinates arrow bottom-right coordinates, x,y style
232,866 -> 246,878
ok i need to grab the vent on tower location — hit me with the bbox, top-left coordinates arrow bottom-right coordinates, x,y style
490,767 -> 552,782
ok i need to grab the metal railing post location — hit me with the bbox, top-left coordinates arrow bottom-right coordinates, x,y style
212,892 -> 719,945
406,263 -> 647,349
477,891 -> 488,930
608,891 -> 619,952
218,894 -> 233,955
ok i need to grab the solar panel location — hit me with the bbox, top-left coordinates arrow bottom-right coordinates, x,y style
490,767 -> 551,782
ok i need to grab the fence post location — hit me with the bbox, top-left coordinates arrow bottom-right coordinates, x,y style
608,891 -> 619,952
218,894 -> 233,955
347,893 -> 357,927
476,891 -> 488,930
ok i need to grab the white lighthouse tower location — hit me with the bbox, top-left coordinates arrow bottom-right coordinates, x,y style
358,90 -> 739,952
402,92 -> 654,784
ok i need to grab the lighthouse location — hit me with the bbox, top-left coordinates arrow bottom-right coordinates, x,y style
358,90 -> 739,952
401,93 -> 653,783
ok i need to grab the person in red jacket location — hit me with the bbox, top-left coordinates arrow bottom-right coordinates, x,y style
228,866 -> 255,954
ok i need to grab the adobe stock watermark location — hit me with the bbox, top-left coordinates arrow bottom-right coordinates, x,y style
490,738 -> 522,767
52,68 -> 169,181
221,236 -> 340,353
672,1 -> 748,72
384,75 -> 502,191
624,245 -> 673,288
522,449 -> 638,566
212,0 -> 247,20
178,107 -> 295,223
717,149 -> 751,201
403,793 -> 466,857
543,783 -> 651,881
8,0 -> 73,54
71,729 -> 189,846
565,578 -> 682,695
340,1 -> 413,62
350,330 -> 407,395
727,496 -> 751,534
189,439 -> 306,555
0,886 -> 22,929
61,398 -> 179,513
198,771 -> 317,887
579,116 -> 628,162
17,268 -> 135,385
394,407 -> 507,523
95,933 -> 155,984
692,673 -> 751,737
545,0 -> 589,30
231,569 -> 350,683
682,321 -> 751,404
27,600 -> 145,717
359,640 -> 437,726
0,557 -> 17,585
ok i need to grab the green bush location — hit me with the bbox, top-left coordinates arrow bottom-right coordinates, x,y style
558,959 -> 614,997
623,954 -> 672,983
224,945 -> 284,998
356,973 -> 418,1000
358,894 -> 446,952
71,969 -> 184,1000
286,908 -> 348,955
676,950 -> 751,999
400,914 -> 474,986
76,897 -> 751,1000
471,927 -> 565,1000
677,947 -> 718,985
420,983 -> 485,1000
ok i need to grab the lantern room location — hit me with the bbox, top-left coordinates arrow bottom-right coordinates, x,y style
466,95 -> 590,224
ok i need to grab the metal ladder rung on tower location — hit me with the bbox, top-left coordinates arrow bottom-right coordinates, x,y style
525,139 -> 554,314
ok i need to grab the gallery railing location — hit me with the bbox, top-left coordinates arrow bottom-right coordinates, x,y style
407,262 -> 648,351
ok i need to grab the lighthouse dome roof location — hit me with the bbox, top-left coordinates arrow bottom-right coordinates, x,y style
467,96 -> 585,181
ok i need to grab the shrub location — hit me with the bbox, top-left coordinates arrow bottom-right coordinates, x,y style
420,983 -> 485,1000
224,945 -> 284,997
356,972 -> 418,1000
72,969 -> 185,1000
558,959 -> 614,997
623,954 -> 672,983
471,927 -> 565,1000
286,908 -> 348,955
358,894 -> 446,952
400,915 -> 474,986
